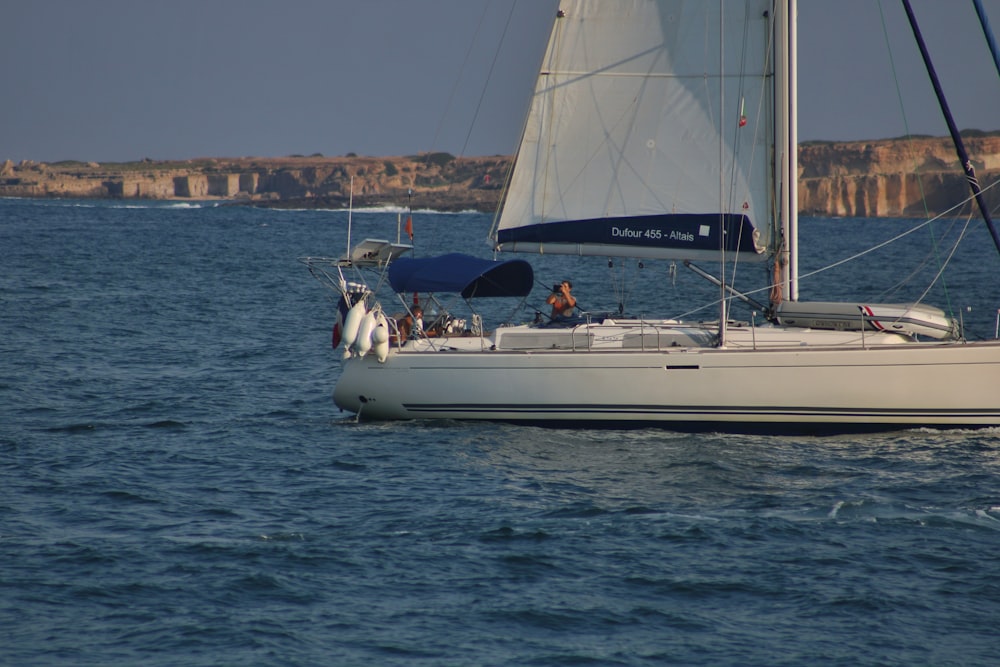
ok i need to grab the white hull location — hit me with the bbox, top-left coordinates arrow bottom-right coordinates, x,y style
333,324 -> 1000,430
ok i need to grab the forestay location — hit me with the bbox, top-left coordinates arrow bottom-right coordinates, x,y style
493,0 -> 775,262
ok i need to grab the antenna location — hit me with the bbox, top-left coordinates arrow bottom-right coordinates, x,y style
346,175 -> 354,261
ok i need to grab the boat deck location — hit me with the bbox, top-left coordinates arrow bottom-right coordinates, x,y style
398,319 -> 917,354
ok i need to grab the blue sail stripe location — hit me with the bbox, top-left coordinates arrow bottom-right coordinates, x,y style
496,213 -> 763,257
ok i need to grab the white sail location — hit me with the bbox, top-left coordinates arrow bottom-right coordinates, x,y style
494,0 -> 774,261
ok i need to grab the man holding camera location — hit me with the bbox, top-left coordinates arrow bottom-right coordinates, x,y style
546,280 -> 577,320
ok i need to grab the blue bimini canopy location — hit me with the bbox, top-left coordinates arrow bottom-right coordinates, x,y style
388,253 -> 534,298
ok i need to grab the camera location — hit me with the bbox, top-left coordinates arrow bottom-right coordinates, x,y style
552,284 -> 563,293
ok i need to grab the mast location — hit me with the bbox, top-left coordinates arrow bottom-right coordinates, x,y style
902,0 -> 1000,256
346,175 -> 354,259
787,0 -> 798,301
776,0 -> 798,303
718,0 -> 728,345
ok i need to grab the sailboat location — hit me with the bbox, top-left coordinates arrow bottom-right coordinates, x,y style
305,0 -> 1000,432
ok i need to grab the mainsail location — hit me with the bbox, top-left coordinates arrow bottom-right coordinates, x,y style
493,0 -> 776,261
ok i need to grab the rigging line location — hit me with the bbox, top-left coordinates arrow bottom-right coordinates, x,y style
725,6 -> 775,300
972,0 -> 1000,80
906,216 -> 974,311
675,182 -> 999,320
490,2 -> 553,245
527,89 -> 652,221
717,0 -> 728,341
607,32 -> 678,219
539,70 -> 754,79
537,6 -> 566,227
723,4 -> 752,294
506,3 -> 672,219
878,216 -> 965,300
877,2 -> 928,218
902,0 -> 1000,257
429,1 -> 491,155
876,0 -> 955,313
611,259 -> 628,311
797,186 -> 997,283
489,147 -> 518,249
607,260 -> 621,313
461,0 -> 519,158
765,3 -> 782,304
617,260 -> 640,315
623,262 -> 638,313
761,7 -> 780,303
604,259 -> 635,316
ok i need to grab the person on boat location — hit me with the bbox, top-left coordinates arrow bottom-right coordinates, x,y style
398,305 -> 440,341
546,280 -> 577,320
397,306 -> 423,340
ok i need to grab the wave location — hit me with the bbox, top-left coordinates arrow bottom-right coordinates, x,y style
820,498 -> 1000,530
7,196 -> 482,215
358,205 -> 484,215
5,198 -> 219,210
299,204 -> 485,215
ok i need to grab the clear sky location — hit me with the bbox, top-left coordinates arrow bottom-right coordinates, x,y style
2,0 -> 998,163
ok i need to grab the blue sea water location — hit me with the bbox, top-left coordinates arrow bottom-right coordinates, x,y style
2,197 -> 1000,666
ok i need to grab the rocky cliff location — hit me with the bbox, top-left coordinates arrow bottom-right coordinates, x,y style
3,134 -> 999,217
0,153 -> 508,213
798,134 -> 1000,217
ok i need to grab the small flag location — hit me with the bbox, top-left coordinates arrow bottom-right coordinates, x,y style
404,215 -> 413,241
331,293 -> 351,349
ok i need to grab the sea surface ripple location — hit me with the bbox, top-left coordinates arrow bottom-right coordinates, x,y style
2,199 -> 999,666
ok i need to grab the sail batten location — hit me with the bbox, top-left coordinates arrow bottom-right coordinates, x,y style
539,71 -> 757,79
493,0 -> 776,262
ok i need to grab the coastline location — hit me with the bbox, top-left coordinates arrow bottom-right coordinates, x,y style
3,133 -> 999,217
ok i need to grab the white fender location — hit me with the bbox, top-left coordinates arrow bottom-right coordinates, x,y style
342,299 -> 366,350
372,313 -> 390,363
355,310 -> 377,356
